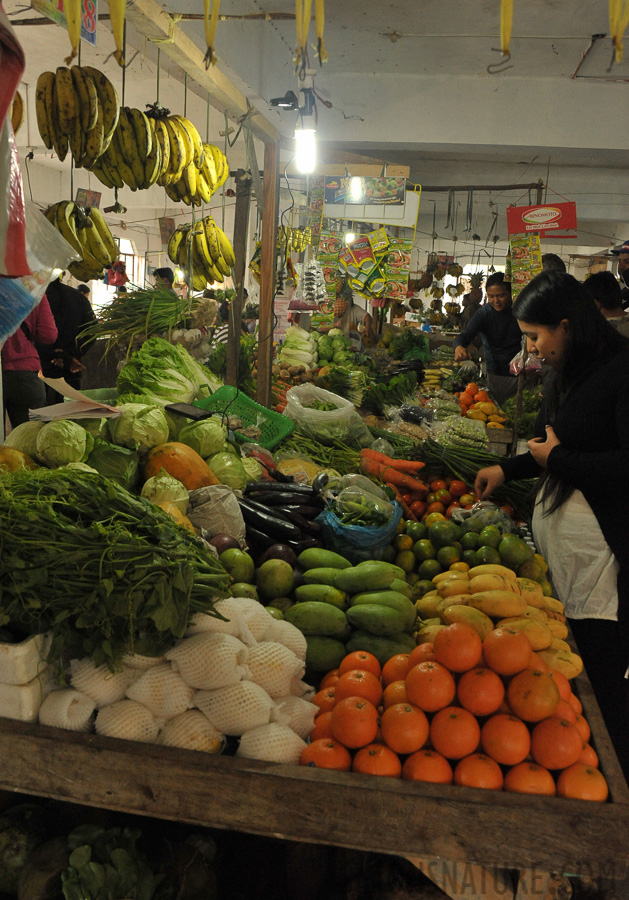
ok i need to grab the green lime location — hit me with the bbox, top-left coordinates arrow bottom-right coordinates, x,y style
452,541 -> 463,554
478,525 -> 502,549
459,516 -> 483,534
474,545 -> 501,565
499,535 -> 533,570
436,545 -> 461,568
417,558 -> 443,580
462,549 -> 478,566
395,549 -> 416,574
460,531 -> 480,551
428,521 -> 460,548
413,539 -> 437,561
406,521 -> 428,543
414,579 -> 436,597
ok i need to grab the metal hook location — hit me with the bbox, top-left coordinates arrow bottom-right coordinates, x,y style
487,48 -> 513,75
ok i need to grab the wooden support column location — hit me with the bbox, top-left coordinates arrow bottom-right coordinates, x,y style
256,141 -> 279,408
225,169 -> 252,387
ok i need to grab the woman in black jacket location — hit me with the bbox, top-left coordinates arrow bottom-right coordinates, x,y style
475,270 -> 629,776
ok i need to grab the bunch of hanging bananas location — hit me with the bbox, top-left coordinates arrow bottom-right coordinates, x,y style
11,91 -> 24,136
167,215 -> 235,291
44,201 -> 118,281
90,106 -> 163,191
35,67 -> 120,168
161,133 -> 230,206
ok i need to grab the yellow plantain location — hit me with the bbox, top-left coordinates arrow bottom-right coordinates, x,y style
171,115 -> 203,168
182,161 -> 197,201
127,107 -> 152,158
71,66 -> 98,132
163,117 -> 186,182
54,67 -> 77,136
201,142 -> 217,191
216,227 -> 235,267
81,221 -> 110,269
152,119 -> 171,183
202,215 -> 220,261
91,160 -> 115,190
167,116 -> 193,169
108,0 -> 127,66
55,201 -> 83,256
11,91 -> 25,136
87,207 -> 117,262
63,0 -> 82,64
82,104 -> 105,169
167,228 -> 186,265
35,72 -> 55,150
81,66 -> 120,148
143,121 -> 162,186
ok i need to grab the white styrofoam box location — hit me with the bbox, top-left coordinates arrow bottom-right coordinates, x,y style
0,670 -> 52,723
0,633 -> 52,686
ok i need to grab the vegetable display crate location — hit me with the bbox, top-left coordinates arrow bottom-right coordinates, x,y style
194,386 -> 294,450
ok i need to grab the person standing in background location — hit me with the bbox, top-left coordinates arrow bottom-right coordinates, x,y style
77,284 -> 90,299
36,277 -> 97,404
541,253 -> 567,273
154,267 -> 176,293
611,240 -> 629,309
583,271 -> 629,337
1,297 -> 57,428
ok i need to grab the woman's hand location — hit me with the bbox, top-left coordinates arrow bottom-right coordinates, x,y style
527,425 -> 561,468
475,465 -> 505,500
454,345 -> 470,362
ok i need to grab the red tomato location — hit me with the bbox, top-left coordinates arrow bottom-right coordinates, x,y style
449,480 -> 468,499
445,502 -> 461,518
459,493 -> 475,507
410,500 -> 427,517
436,489 -> 452,505
430,479 -> 447,493
402,493 -> 413,504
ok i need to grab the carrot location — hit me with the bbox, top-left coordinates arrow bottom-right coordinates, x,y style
359,457 -> 429,493
386,482 -> 417,521
360,448 -> 426,474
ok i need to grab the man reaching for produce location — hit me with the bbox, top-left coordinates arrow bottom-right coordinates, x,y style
453,272 -> 522,405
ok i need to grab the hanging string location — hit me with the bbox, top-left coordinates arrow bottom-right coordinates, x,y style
609,0 -> 629,63
206,93 -> 210,143
121,23 -> 127,106
184,72 -> 187,118
222,109 -> 228,231
500,0 -> 513,56
203,0 -> 221,68
156,48 -> 160,104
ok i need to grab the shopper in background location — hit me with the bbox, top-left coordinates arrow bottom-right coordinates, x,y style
453,272 -> 522,404
583,270 -> 629,337
36,277 -> 97,404
474,270 -> 629,776
541,253 -> 566,272
77,284 -> 90,299
1,297 -> 57,428
154,267 -> 176,292
611,240 -> 629,308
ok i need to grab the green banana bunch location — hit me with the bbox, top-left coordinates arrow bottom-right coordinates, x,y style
35,67 -> 119,169
44,201 -> 118,280
166,214 -> 235,289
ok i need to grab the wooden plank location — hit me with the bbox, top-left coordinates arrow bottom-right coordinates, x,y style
406,855 -> 515,900
225,169 -> 252,387
256,141 -> 279,409
124,0 -> 280,144
0,719 -> 626,877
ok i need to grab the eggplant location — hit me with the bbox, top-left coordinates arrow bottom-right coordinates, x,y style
274,504 -> 323,519
288,537 -> 323,553
311,472 -> 329,493
279,508 -> 322,535
247,491 -> 324,509
238,496 -> 290,521
245,481 -> 314,495
244,525 -> 275,549
238,499 -> 302,541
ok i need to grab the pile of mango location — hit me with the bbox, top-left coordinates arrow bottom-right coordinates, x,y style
457,383 -> 509,428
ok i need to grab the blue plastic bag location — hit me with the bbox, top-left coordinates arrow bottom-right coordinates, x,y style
315,503 -> 402,565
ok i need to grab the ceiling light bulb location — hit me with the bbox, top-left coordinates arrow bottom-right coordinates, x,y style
345,232 -> 356,244
295,125 -> 316,174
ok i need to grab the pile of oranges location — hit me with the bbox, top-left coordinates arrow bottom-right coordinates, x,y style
302,624 -> 609,802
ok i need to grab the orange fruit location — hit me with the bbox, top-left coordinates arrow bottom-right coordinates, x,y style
574,714 -> 591,743
480,714 -> 531,766
556,763 -> 609,802
506,669 -> 560,722
333,669 -> 383,707
528,653 -> 549,673
430,706 -> 481,760
482,627 -> 532,676
380,702 -> 430,755
300,738 -> 352,771
503,762 -> 556,796
433,622 -> 483,673
453,753 -> 504,790
338,651 -> 381,679
405,661 -> 456,713
402,749 -> 453,784
567,692 -> 583,715
313,686 -> 336,714
578,743 -> 599,768
456,667 -> 505,717
309,710 -> 333,741
551,699 -> 577,724
530,717 -> 584,770
352,743 -> 402,778
319,669 -> 340,690
408,643 -> 436,667
381,653 -> 411,686
547,670 -> 571,702
382,679 -> 408,709
330,696 -> 380,749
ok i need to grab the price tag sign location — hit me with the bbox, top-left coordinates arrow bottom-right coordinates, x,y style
31,0 -> 98,47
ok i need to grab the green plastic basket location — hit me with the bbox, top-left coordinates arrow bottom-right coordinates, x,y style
194,385 -> 294,450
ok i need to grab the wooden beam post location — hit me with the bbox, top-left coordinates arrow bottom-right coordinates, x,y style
256,141 -> 280,408
225,169 -> 252,387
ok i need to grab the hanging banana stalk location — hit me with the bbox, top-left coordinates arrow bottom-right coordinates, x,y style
609,0 -> 629,63
63,0 -> 82,64
500,0 -> 513,56
315,0 -> 327,64
295,0 -> 313,69
203,0 -> 221,67
108,0 -> 127,66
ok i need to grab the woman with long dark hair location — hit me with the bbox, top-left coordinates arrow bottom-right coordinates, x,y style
475,270 -> 629,775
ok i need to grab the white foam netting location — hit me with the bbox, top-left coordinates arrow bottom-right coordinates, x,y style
69,659 -> 136,708
157,710 -> 224,753
195,681 -> 280,736
224,598 -> 277,642
246,642 -> 305,699
236,723 -> 307,764
166,633 -> 250,690
186,596 -> 257,645
259,619 -> 308,661
122,652 -> 165,670
95,699 -> 159,743
126,664 -> 195,719
274,695 -> 318,740
38,689 -> 96,732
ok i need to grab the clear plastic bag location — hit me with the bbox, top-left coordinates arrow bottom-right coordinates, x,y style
333,486 -> 395,527
284,384 -> 372,448
315,503 -> 403,564
337,474 -> 388,500
450,501 -> 515,534
509,347 -> 543,376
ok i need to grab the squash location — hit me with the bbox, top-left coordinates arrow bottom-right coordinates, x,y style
156,500 -> 196,532
144,442 -> 220,490
0,447 -> 38,472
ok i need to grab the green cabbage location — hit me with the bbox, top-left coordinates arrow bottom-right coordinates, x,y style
63,461 -> 99,474
36,420 -> 94,467
116,336 -> 222,405
241,456 -> 263,483
141,468 -> 189,514
108,403 -> 169,454
178,418 -> 226,458
86,439 -> 139,490
3,420 -> 44,459
71,417 -> 109,441
207,451 -> 248,491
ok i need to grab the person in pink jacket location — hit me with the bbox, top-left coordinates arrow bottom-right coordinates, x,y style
1,296 -> 57,428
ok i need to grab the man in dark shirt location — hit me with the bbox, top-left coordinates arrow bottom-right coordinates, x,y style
453,272 -> 523,404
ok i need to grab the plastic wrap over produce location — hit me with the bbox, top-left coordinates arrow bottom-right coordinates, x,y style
284,384 -> 372,448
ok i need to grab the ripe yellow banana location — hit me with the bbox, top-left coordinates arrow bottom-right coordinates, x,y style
11,91 -> 24,136
182,161 -> 197,200
127,107 -> 152,158
81,221 -> 110,268
153,119 -> 171,183
54,67 -> 77,136
82,104 -> 105,169
91,160 -> 115,189
71,66 -> 98,132
214,254 -> 231,277
196,170 -> 212,203
167,116 -> 193,169
171,115 -> 203,168
209,144 -> 229,187
167,227 -> 186,265
144,121 -> 162,186
69,114 -> 86,167
109,0 -> 127,66
55,201 -> 83,256
202,215 -> 220,262
201,143 -> 217,191
216,227 -> 235,267
88,206 -> 117,262
163,117 -> 186,182
81,66 -> 120,149
63,0 -> 82,64
35,72 -> 55,150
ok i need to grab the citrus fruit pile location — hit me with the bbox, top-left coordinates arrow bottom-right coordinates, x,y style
301,636 -> 608,802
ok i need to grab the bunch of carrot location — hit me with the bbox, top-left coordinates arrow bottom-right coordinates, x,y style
272,380 -> 292,413
359,448 -> 428,521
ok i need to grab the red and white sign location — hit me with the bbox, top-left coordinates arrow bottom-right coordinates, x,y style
507,201 -> 577,238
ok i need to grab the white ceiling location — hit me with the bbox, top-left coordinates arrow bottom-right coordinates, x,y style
7,0 -> 629,263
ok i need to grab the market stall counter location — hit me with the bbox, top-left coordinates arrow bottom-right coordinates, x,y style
0,666 -> 627,900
